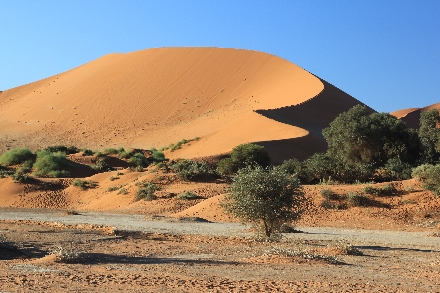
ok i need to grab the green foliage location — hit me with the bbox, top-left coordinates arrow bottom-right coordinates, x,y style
323,105 -> 419,172
217,143 -> 270,175
150,149 -> 165,162
221,165 -> 304,238
362,184 -> 396,196
320,188 -> 337,200
103,148 -> 119,155
278,158 -> 302,175
117,187 -> 128,195
346,191 -> 368,207
177,191 -> 200,200
33,150 -> 70,177
0,170 -> 14,178
129,153 -> 149,168
11,172 -> 31,183
0,148 -> 34,167
107,185 -> 121,192
91,159 -> 112,172
44,145 -> 79,154
16,160 -> 34,174
412,164 -> 440,196
171,160 -> 212,181
418,109 -> 440,164
135,181 -> 159,201
72,179 -> 97,190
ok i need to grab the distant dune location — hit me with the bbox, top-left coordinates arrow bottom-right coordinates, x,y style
0,47 -> 369,162
391,102 -> 440,130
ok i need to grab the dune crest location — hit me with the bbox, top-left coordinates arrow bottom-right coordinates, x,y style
0,47 -> 366,161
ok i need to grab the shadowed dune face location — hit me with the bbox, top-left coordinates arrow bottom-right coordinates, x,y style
391,102 -> 440,130
0,47 -> 365,161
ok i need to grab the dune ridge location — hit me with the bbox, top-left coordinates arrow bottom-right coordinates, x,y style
391,102 -> 440,130
0,47 -> 367,161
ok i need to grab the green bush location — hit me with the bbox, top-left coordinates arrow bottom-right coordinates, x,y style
81,149 -> 94,156
103,148 -> 119,155
72,179 -> 97,190
171,160 -> 212,181
412,164 -> 440,197
217,143 -> 270,176
91,159 -> 112,172
0,148 -> 34,167
44,145 -> 79,154
278,158 -> 302,175
129,153 -> 149,168
135,181 -> 159,201
11,172 -> 32,183
16,160 -> 34,173
320,188 -> 338,200
151,149 -> 165,162
177,191 -> 200,200
221,165 -> 304,238
347,192 -> 368,207
0,170 -> 14,178
33,151 -> 70,177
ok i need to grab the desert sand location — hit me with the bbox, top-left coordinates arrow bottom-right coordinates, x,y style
1,48 -> 440,292
0,47 -> 368,162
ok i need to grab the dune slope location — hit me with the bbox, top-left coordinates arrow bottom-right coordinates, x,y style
0,47 -> 366,161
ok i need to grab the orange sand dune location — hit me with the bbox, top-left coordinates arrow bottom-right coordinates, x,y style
0,47 -> 367,161
391,102 -> 440,129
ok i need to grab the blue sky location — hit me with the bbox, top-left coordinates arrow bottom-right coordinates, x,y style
1,0 -> 439,112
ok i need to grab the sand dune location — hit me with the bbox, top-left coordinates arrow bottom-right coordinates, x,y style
391,102 -> 440,129
0,47 -> 367,161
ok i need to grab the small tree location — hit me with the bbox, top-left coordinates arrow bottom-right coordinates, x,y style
418,109 -> 440,164
221,165 -> 305,238
217,143 -> 270,175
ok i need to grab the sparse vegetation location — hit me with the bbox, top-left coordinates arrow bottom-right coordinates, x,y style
222,165 -> 304,238
171,159 -> 212,181
117,187 -> 128,195
217,143 -> 271,175
0,148 -> 34,167
177,191 -> 200,200
320,188 -> 337,200
362,183 -> 397,196
91,159 -> 112,172
107,185 -> 121,192
135,180 -> 159,201
50,244 -> 86,263
33,150 -> 70,177
10,172 -> 31,183
44,145 -> 79,154
72,179 -> 97,190
346,191 -> 368,207
412,164 -> 440,197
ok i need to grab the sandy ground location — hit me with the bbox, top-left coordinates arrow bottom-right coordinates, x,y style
0,215 -> 439,292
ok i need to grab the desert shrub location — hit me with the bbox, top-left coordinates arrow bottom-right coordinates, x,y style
0,170 -> 14,178
412,164 -> 440,196
135,181 -> 159,201
177,191 -> 200,200
118,151 -> 131,159
81,149 -> 94,156
72,179 -> 97,190
16,159 -> 34,173
11,172 -> 31,183
44,145 -> 79,154
0,234 -> 21,253
346,191 -> 368,207
109,176 -> 119,181
107,185 -> 120,192
320,188 -> 338,200
91,159 -> 112,172
278,158 -> 303,175
418,109 -> 440,164
216,158 -> 235,176
93,151 -> 105,157
327,240 -> 363,256
150,149 -> 165,162
33,150 -> 70,177
0,148 -> 34,167
382,158 -> 413,180
129,153 -> 149,168
103,148 -> 119,155
117,187 -> 128,195
50,245 -> 86,263
171,159 -> 212,181
217,143 -> 270,176
221,165 -> 305,238
320,199 -> 344,210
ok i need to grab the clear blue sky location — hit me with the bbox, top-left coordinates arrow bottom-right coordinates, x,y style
1,0 -> 439,112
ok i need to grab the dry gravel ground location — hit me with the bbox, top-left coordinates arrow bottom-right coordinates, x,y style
0,208 -> 439,292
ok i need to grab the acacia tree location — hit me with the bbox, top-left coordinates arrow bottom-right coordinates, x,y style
221,165 -> 305,238
322,105 -> 419,170
418,109 -> 440,164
